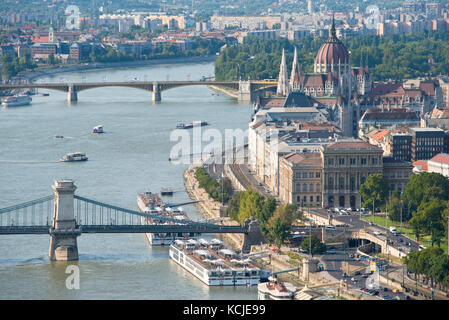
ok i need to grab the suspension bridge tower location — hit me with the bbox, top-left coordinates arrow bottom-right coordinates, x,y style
48,179 -> 81,261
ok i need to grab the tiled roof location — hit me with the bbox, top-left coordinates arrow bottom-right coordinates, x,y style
429,153 -> 449,165
301,75 -> 325,88
368,129 -> 390,141
283,152 -> 321,165
412,160 -> 428,171
325,140 -> 379,150
369,83 -> 405,98
419,82 -> 436,96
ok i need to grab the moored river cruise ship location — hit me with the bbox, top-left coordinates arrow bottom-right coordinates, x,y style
137,192 -> 200,246
169,238 -> 263,286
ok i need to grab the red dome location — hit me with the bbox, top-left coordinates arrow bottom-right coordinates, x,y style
315,37 -> 349,66
314,16 -> 350,69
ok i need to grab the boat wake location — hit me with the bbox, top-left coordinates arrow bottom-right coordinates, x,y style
0,160 -> 59,164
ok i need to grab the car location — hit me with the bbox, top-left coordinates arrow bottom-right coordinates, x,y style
369,221 -> 374,226
399,238 -> 403,243
373,231 -> 382,236
348,253 -> 354,258
299,248 -> 308,253
406,242 -> 411,246
383,287 -> 389,292
361,274 -> 369,278
342,273 -> 348,278
327,249 -> 336,254
381,295 -> 394,300
354,271 -> 361,275
351,277 -> 357,282
392,289 -> 400,293
360,229 -> 367,233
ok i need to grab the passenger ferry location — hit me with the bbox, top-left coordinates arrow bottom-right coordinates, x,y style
175,121 -> 209,129
257,276 -> 296,300
137,192 -> 200,246
1,95 -> 32,107
59,152 -> 88,162
169,238 -> 263,286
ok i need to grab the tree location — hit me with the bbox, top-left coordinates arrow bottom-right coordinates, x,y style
387,195 -> 402,222
359,173 -> 390,211
402,172 -> 449,215
300,235 -> 327,256
265,215 -> 290,248
226,191 -> 243,222
409,199 -> 449,245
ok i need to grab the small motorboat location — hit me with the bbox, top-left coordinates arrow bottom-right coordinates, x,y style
54,135 -> 64,139
93,125 -> 103,133
60,152 -> 88,162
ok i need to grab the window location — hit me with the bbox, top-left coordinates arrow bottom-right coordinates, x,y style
361,158 -> 367,165
303,172 -> 308,178
303,184 -> 308,192
295,172 -> 301,179
309,172 -> 314,178
339,158 -> 345,165
316,172 -> 321,178
296,184 -> 301,192
339,176 -> 345,189
328,176 -> 334,189
317,196 -> 321,203
372,157 -> 378,165
316,183 -> 321,191
350,158 -> 356,165
310,196 -> 314,203
297,196 -> 301,203
309,184 -> 314,192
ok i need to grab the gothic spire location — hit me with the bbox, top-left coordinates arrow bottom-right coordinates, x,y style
290,46 -> 300,92
277,48 -> 289,97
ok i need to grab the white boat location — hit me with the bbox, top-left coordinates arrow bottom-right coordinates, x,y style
169,238 -> 262,286
2,95 -> 32,107
59,152 -> 88,162
137,192 -> 200,246
93,125 -> 103,133
257,277 -> 296,300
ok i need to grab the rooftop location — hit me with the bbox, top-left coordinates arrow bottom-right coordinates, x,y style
429,153 -> 449,165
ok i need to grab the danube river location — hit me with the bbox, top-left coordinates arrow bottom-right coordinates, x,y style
0,61 -> 257,299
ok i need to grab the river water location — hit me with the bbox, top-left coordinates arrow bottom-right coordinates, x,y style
0,61 -> 257,299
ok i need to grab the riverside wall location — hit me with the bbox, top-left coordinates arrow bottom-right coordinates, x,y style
15,55 -> 218,82
183,162 -> 244,251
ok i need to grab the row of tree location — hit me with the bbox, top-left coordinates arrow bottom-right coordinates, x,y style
214,30 -> 449,82
360,172 -> 449,247
403,247 -> 449,291
226,189 -> 305,248
194,167 -> 233,203
1,54 -> 37,80
88,38 -> 224,64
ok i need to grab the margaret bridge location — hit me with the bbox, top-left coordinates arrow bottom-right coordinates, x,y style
0,79 -> 278,103
0,180 -> 263,261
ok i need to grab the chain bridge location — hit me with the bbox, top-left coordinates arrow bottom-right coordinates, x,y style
0,80 -> 277,103
0,180 -> 254,261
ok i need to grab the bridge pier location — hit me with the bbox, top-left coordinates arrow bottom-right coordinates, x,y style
68,84 -> 78,103
241,219 -> 264,253
238,80 -> 253,102
152,82 -> 161,102
49,180 -> 80,261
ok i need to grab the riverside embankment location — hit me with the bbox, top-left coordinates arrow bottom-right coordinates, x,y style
16,55 -> 218,82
